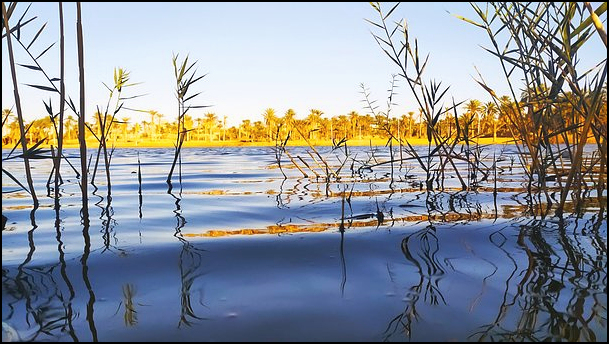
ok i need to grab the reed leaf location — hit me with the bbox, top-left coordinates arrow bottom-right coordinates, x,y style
453,14 -> 485,29
2,168 -> 30,194
2,1 -> 39,207
26,21 -> 46,50
571,2 -> 607,38
25,83 -> 57,92
43,98 -> 53,116
35,42 -> 55,60
16,63 -> 41,70
383,3 -> 400,21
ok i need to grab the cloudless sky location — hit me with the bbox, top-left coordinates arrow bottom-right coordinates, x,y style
2,2 -> 607,127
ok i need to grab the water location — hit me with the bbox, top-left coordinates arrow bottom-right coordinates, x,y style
2,146 -> 607,341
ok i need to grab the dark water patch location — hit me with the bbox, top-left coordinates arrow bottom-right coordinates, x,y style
4,219 -> 605,341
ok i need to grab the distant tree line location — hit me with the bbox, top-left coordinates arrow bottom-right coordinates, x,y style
4,91 -> 605,146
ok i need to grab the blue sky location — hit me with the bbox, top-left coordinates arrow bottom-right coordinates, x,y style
2,2 -> 607,127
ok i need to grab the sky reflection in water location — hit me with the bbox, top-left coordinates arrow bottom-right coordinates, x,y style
2,146 -> 606,341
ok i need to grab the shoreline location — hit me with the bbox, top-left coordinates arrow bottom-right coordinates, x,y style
28,137 -> 516,149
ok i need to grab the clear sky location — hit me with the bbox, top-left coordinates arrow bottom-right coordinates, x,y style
2,2 -> 607,127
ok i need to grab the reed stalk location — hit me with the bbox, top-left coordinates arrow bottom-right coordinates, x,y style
167,54 -> 207,185
76,2 -> 89,222
366,3 -> 464,192
456,2 -> 607,214
293,125 -> 337,179
283,149 -> 308,178
2,2 -> 38,208
274,125 -> 289,179
88,68 -> 138,193
54,2 -> 65,206
2,3 -> 80,208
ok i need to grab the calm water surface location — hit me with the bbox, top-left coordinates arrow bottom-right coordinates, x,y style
2,146 -> 606,341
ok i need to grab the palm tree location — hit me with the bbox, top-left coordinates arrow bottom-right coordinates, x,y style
417,108 -> 424,139
29,117 -> 54,144
204,112 -> 218,141
156,113 -> 165,138
320,117 -> 331,140
399,114 -> 408,139
2,108 -> 14,144
222,115 -> 227,141
132,122 -> 141,144
252,121 -> 265,141
2,108 -> 12,121
464,99 -> 482,140
6,117 -> 21,146
147,110 -> 160,140
239,119 -> 251,141
262,108 -> 277,141
283,108 -> 296,137
406,111 -> 414,138
195,117 -> 204,140
305,109 -> 323,140
183,115 -> 194,141
92,110 -> 105,137
482,101 -> 498,142
336,115 -> 349,139
498,95 -> 517,137
65,115 -> 76,140
359,114 -> 374,138
121,117 -> 130,142
347,110 -> 359,139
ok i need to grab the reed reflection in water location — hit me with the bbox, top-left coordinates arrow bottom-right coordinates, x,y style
2,147 -> 606,341
383,213 -> 606,341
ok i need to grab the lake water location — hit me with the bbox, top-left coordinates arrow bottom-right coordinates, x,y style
2,145 -> 607,341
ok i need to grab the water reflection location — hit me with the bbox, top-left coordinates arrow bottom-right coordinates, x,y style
169,183 -> 207,328
176,237 -> 207,328
120,284 -> 138,327
381,212 -> 606,341
183,189 -> 598,238
80,200 -> 98,341
54,202 -> 78,341
2,207 -> 86,341
338,187 -> 349,297
2,265 -> 71,341
135,152 -> 144,220
92,184 -> 120,253
384,224 -> 446,341
2,147 -> 606,341
469,214 -> 607,341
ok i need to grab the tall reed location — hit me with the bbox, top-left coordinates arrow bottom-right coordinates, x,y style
54,2 -> 65,207
2,2 -> 39,208
2,3 -> 81,208
166,54 -> 207,186
76,2 -> 89,222
456,2 -> 607,214
88,68 -> 139,193
365,2 -> 471,193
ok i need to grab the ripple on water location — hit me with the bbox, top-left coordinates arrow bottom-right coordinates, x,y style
2,146 -> 606,342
